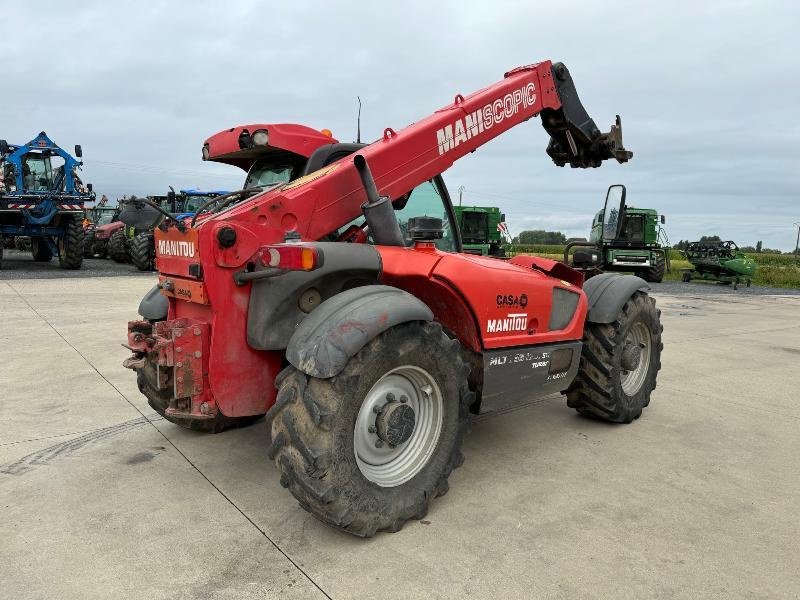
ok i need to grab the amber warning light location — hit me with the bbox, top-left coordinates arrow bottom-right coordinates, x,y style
259,245 -> 322,271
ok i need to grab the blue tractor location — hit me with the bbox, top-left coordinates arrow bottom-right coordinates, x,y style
0,131 -> 93,269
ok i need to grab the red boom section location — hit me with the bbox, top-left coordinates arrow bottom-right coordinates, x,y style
199,61 -> 560,243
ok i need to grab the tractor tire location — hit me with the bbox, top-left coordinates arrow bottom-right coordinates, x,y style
0,236 -> 3,269
131,232 -> 155,271
641,251 -> 666,283
681,272 -> 691,283
83,231 -> 96,258
58,218 -> 84,269
108,229 -> 129,263
136,367 -> 264,434
267,321 -> 472,537
15,236 -> 31,252
93,239 -> 108,259
31,238 -> 53,262
565,291 -> 662,423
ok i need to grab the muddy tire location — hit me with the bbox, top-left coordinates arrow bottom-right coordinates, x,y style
131,232 -> 155,271
267,321 -> 472,537
83,231 -> 96,257
108,229 -> 128,263
31,238 -> 53,262
641,251 -> 665,283
136,367 -> 264,433
565,291 -> 662,423
58,217 -> 84,269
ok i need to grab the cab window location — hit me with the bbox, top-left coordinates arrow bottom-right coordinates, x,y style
333,179 -> 457,252
393,180 -> 457,252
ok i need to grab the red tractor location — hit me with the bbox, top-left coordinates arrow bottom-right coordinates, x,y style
124,60 -> 662,537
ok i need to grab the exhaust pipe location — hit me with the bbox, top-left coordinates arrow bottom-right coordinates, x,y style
353,155 -> 405,247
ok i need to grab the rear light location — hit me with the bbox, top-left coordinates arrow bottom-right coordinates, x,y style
252,129 -> 269,146
258,244 -> 322,271
320,128 -> 333,138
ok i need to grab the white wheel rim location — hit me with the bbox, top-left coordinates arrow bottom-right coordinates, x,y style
620,321 -> 652,395
354,365 -> 443,487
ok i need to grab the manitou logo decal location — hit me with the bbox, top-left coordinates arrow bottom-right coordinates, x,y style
486,313 -> 528,334
436,83 -> 536,155
157,239 -> 196,258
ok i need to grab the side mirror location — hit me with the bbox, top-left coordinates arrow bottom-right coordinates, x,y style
602,184 -> 627,241
660,215 -> 665,224
0,140 -> 8,154
74,145 -> 83,158
87,183 -> 93,192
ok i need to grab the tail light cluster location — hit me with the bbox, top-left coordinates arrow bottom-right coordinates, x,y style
258,244 -> 322,271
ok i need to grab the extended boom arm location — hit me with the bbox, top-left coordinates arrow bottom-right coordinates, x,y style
211,59 -> 632,240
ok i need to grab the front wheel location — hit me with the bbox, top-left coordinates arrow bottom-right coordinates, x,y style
565,291 -> 662,423
31,237 -> 53,262
267,321 -> 472,537
131,232 -> 155,271
641,251 -> 666,283
108,229 -> 128,263
58,217 -> 84,269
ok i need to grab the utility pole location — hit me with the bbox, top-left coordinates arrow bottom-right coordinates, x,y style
794,222 -> 800,257
458,185 -> 465,206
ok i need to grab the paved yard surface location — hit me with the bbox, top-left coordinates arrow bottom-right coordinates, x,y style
1,275 -> 798,599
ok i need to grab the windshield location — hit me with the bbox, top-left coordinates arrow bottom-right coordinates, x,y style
96,211 -> 116,225
181,195 -> 217,213
22,154 -> 53,191
244,161 -> 295,189
460,211 -> 489,244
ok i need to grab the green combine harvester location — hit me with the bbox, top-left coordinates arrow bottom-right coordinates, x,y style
453,205 -> 507,256
565,184 -> 669,282
681,240 -> 756,289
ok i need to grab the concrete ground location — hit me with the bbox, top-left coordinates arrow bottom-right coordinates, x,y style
1,274 -> 799,600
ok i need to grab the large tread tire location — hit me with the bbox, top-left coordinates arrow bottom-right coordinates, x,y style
565,291 -> 663,423
58,218 -> 85,269
267,321 -> 472,537
641,251 -> 666,283
131,231 -> 155,271
31,238 -> 53,262
136,367 -> 264,433
108,229 -> 129,263
83,231 -> 96,258
93,239 -> 108,259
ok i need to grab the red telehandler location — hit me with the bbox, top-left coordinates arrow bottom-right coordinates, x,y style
124,60 -> 661,537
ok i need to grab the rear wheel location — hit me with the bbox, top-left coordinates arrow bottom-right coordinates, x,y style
108,229 -> 128,262
136,367 -> 264,433
31,238 -> 53,262
131,232 -> 155,271
641,251 -> 665,283
681,271 -> 691,283
58,217 -> 84,269
566,291 -> 662,423
267,321 -> 472,537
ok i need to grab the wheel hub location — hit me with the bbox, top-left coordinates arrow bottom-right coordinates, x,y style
376,401 -> 416,447
621,342 -> 642,371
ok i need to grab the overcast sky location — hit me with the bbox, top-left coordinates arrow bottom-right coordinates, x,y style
3,1 -> 798,249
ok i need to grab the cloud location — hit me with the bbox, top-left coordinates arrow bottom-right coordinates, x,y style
3,0 -> 798,249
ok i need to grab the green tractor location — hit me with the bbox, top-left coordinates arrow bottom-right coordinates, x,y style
453,205 -> 507,256
565,184 -> 669,282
